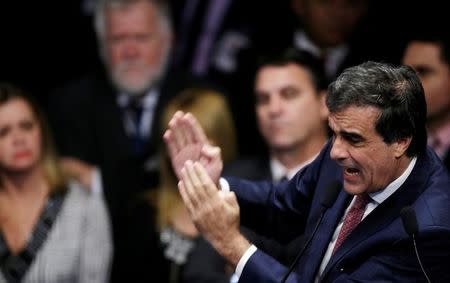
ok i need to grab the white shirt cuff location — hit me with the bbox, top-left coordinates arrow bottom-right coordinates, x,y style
219,177 -> 230,192
235,244 -> 257,279
91,167 -> 103,197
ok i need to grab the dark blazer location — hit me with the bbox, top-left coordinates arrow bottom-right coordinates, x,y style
46,68 -> 205,282
227,141 -> 450,282
443,151 -> 450,171
46,69 -> 202,215
223,156 -> 272,181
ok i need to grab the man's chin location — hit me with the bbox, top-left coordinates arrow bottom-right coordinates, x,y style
342,181 -> 366,196
115,79 -> 154,96
270,141 -> 298,152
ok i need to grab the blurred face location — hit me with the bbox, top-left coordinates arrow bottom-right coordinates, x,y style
102,1 -> 172,95
0,99 -> 42,174
329,106 -> 408,195
255,63 -> 328,152
402,41 -> 450,122
293,0 -> 367,47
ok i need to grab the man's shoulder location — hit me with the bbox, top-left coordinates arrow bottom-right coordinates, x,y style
50,71 -> 113,101
48,71 -> 116,110
224,156 -> 271,180
412,149 -> 450,226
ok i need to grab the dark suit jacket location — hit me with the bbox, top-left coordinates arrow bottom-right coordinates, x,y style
46,68 -> 205,211
223,156 -> 272,181
444,150 -> 450,171
227,141 -> 450,282
46,68 -> 205,282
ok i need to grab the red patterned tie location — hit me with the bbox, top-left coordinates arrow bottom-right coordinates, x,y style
333,194 -> 370,254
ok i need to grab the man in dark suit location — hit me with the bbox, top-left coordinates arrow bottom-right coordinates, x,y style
165,61 -> 450,282
402,29 -> 450,171
224,49 -> 329,184
46,0 -> 201,279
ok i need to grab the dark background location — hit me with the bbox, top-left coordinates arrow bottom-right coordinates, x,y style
0,0 -> 445,106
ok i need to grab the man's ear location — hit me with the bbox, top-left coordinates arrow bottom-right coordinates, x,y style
319,90 -> 329,120
394,136 -> 412,159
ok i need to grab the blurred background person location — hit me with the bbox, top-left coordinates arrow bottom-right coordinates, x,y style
0,83 -> 112,283
289,0 -> 370,80
183,49 -> 330,282
115,87 -> 237,283
272,0 -> 414,83
402,28 -> 450,170
45,0 -> 206,277
226,49 -> 329,183
169,0 -> 293,157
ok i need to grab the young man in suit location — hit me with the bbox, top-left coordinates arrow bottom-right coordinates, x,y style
165,61 -> 450,282
225,49 -> 329,184
402,30 -> 450,170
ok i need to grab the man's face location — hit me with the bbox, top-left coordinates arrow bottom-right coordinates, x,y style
329,106 -> 407,195
102,1 -> 172,95
402,41 -> 450,122
255,63 -> 328,152
293,0 -> 367,47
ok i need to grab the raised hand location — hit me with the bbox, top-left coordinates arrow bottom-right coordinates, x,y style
164,111 -> 223,184
178,161 -> 250,266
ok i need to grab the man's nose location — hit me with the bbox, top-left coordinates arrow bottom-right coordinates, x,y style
123,39 -> 139,58
330,136 -> 348,161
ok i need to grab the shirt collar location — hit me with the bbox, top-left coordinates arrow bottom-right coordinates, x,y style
369,157 -> 417,204
270,153 -> 319,182
117,88 -> 159,110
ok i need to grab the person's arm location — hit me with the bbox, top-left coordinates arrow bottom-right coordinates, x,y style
179,162 -> 307,282
178,161 -> 250,266
78,185 -> 113,283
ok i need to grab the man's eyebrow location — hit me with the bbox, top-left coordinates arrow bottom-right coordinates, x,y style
341,131 -> 364,141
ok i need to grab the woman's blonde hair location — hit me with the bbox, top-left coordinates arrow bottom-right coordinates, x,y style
152,88 -> 238,230
0,83 -> 67,192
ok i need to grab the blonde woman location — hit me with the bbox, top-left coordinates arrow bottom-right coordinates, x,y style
0,83 -> 112,282
117,88 -> 237,282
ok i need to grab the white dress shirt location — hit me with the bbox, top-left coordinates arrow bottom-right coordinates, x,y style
117,89 -> 160,139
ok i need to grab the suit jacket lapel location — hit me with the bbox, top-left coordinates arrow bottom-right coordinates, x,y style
297,188 -> 352,282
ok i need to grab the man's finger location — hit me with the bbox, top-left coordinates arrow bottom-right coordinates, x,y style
194,161 -> 218,198
169,112 -> 187,149
181,162 -> 201,207
178,181 -> 195,215
185,160 -> 209,202
185,112 -> 208,143
163,130 -> 178,158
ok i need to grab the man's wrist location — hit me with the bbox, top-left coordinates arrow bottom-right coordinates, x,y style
235,244 -> 257,279
213,233 -> 251,268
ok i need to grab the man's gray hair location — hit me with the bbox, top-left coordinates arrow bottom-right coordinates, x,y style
93,0 -> 172,40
